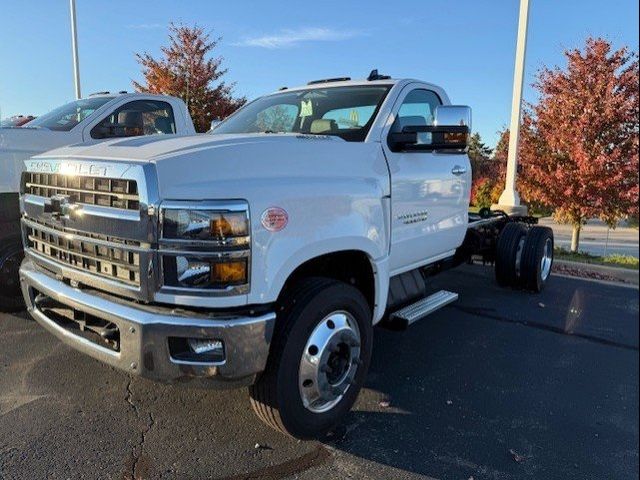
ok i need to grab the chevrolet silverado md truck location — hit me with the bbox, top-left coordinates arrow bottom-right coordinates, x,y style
0,92 -> 195,311
18,72 -> 554,438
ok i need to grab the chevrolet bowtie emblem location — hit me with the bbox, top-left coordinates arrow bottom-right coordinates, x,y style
43,194 -> 82,221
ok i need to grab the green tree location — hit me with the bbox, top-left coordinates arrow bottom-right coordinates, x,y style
468,132 -> 493,162
468,132 -> 492,182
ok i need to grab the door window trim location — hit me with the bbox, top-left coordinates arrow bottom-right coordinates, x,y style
378,84 -> 442,148
385,87 -> 443,152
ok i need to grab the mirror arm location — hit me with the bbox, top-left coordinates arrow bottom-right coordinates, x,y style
402,125 -> 469,135
389,125 -> 470,152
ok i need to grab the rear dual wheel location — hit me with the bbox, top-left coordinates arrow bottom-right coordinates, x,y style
495,223 -> 527,287
249,277 -> 372,439
495,224 -> 554,292
520,226 -> 554,292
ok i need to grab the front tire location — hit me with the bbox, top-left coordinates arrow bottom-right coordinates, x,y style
0,236 -> 25,313
249,277 -> 373,439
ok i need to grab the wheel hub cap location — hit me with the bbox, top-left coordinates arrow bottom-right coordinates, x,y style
541,237 -> 553,281
298,311 -> 361,413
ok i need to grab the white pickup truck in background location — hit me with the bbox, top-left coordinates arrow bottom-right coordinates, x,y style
0,92 -> 195,310
17,72 -> 553,438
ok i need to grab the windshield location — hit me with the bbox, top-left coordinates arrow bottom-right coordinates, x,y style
27,96 -> 114,131
212,85 -> 391,142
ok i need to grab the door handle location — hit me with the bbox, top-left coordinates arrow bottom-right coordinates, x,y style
451,165 -> 467,175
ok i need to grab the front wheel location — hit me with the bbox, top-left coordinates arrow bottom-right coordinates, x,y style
0,237 -> 25,313
249,278 -> 373,439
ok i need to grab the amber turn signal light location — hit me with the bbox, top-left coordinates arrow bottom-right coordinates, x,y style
210,260 -> 247,285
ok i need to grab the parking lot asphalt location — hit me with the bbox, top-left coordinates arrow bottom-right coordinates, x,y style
1,264 -> 638,480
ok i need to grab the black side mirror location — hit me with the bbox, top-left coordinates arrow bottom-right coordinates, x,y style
91,123 -> 112,139
389,125 -> 469,151
389,130 -> 418,150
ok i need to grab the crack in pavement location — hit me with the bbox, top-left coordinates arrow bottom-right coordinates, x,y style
123,377 -> 155,480
453,305 -> 639,351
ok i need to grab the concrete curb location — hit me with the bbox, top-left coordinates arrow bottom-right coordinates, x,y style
553,259 -> 639,286
552,272 -> 640,290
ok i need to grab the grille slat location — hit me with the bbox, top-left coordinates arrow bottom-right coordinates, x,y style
26,222 -> 142,287
23,173 -> 140,211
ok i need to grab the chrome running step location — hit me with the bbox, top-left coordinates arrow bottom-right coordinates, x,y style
390,290 -> 458,328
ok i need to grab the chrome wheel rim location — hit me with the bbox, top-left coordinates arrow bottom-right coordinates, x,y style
541,238 -> 553,281
514,235 -> 526,278
298,311 -> 361,414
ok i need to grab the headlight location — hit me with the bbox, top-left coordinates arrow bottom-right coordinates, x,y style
164,256 -> 248,288
162,209 -> 248,242
160,202 -> 250,293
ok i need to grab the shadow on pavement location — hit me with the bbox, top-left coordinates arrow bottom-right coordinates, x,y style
320,266 -> 639,479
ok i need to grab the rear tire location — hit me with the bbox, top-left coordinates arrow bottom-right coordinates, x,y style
249,277 -> 373,439
519,226 -> 554,292
0,237 -> 25,313
495,223 -> 527,287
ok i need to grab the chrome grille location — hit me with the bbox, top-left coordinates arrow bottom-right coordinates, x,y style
23,172 -> 139,211
25,220 -> 142,286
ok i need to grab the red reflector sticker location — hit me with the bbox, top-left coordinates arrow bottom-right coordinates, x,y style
261,207 -> 288,232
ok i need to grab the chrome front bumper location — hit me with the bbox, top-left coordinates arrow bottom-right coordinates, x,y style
20,259 -> 275,386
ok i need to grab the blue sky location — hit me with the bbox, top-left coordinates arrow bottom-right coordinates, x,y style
1,0 -> 638,147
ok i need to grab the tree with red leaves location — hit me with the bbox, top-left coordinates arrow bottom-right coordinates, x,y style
133,24 -> 246,132
519,38 -> 639,252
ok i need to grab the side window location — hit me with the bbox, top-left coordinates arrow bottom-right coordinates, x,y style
392,89 -> 441,145
90,100 -> 176,139
255,104 -> 298,133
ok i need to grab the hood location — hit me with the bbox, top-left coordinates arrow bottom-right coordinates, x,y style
28,132 -> 390,205
33,132 -> 344,163
0,127 -> 77,192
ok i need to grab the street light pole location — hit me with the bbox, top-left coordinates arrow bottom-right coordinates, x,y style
69,0 -> 81,99
494,0 -> 530,215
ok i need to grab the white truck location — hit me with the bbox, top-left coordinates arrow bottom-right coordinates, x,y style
0,92 -> 196,311
17,72 -> 554,438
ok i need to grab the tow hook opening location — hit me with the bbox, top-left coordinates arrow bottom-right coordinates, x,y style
168,337 -> 225,364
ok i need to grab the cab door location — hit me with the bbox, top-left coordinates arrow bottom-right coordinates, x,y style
382,87 -> 471,274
